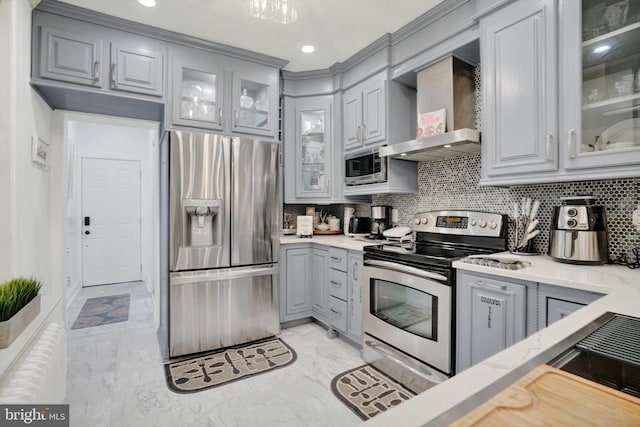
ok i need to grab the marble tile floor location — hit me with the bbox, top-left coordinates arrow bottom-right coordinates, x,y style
67,282 -> 365,427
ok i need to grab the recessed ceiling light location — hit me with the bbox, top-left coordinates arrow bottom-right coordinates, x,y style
301,45 -> 315,54
593,45 -> 610,54
138,0 -> 156,7
444,144 -> 452,148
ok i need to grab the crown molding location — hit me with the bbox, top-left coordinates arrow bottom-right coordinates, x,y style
35,0 -> 289,69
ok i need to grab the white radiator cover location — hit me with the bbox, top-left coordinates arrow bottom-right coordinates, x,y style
0,321 -> 66,403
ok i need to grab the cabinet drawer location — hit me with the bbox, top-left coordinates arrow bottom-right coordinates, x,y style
327,296 -> 347,332
328,248 -> 348,271
328,269 -> 348,300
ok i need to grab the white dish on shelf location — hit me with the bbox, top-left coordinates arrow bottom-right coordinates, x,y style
594,118 -> 640,151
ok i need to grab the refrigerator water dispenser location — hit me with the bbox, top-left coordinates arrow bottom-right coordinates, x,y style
183,199 -> 221,247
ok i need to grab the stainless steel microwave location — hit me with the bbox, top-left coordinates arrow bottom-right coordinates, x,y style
345,148 -> 387,186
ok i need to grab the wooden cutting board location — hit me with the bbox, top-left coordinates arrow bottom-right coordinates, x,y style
451,365 -> 640,426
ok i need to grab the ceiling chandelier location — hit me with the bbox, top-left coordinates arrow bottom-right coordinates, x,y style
244,0 -> 298,24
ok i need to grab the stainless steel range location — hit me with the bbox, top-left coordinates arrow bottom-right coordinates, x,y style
363,210 -> 507,393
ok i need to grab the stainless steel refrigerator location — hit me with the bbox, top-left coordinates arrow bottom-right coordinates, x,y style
163,130 -> 280,358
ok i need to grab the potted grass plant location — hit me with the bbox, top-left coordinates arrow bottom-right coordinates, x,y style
0,277 -> 42,349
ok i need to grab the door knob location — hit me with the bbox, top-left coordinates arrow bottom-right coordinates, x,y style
85,230 -> 90,235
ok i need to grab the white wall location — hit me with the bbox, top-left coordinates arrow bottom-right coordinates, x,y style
60,113 -> 160,306
0,0 -> 55,294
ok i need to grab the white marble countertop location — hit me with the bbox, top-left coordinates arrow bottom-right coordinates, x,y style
280,234 -> 379,252
361,255 -> 640,427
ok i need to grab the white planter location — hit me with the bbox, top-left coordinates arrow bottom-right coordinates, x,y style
0,295 -> 41,349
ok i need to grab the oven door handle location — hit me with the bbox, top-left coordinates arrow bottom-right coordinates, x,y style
365,339 -> 447,385
365,260 -> 448,282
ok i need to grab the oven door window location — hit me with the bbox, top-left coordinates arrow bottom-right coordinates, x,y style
370,279 -> 437,340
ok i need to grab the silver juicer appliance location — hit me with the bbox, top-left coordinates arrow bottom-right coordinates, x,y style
548,196 -> 608,265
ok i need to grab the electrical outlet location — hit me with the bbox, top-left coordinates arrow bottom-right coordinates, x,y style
633,207 -> 640,232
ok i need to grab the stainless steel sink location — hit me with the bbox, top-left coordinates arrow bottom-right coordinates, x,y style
548,312 -> 640,398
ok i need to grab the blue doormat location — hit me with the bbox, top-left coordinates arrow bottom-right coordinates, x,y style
71,294 -> 130,329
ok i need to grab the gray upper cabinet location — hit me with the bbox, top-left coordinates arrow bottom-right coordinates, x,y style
480,0 -> 640,186
34,12 -> 166,98
170,44 -> 279,137
110,39 -> 164,97
343,74 -> 387,151
480,0 -> 558,180
559,0 -> 640,175
170,45 -> 224,131
230,66 -> 279,138
39,26 -> 103,88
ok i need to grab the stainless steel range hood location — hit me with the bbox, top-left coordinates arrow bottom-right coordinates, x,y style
380,56 -> 480,161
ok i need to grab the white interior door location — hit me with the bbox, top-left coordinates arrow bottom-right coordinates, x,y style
82,158 -> 141,286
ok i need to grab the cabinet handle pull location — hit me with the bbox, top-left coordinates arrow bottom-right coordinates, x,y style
545,133 -> 552,161
93,60 -> 100,82
218,108 -> 223,125
357,125 -> 362,143
568,129 -> 576,159
473,280 -> 507,291
330,280 -> 342,287
234,110 -> 239,127
361,124 -> 366,141
331,256 -> 342,262
111,64 -> 117,87
330,308 -> 341,315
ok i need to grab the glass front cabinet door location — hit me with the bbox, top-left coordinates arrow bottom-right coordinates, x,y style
172,50 -> 224,131
295,98 -> 332,198
231,68 -> 278,138
562,0 -> 640,171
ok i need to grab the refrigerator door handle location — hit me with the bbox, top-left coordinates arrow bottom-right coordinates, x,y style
170,264 -> 279,286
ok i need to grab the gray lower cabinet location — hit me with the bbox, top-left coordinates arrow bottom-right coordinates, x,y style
347,252 -> 363,340
34,11 -> 166,98
457,271 -> 532,373
280,245 -> 364,343
538,283 -> 603,328
280,245 -> 313,322
312,248 -> 329,320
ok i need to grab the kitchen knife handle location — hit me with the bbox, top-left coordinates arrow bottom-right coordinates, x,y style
568,129 -> 576,159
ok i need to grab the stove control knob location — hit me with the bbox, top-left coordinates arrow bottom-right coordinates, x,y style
567,208 -> 578,217
567,218 -> 577,228
489,220 -> 497,229
470,218 -> 477,227
479,219 -> 487,228
421,217 -> 428,225
414,218 -> 421,225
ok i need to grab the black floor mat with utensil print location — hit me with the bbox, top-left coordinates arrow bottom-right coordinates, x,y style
164,337 -> 296,393
331,364 -> 416,420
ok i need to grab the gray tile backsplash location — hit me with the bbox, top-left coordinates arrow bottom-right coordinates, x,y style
372,153 -> 640,261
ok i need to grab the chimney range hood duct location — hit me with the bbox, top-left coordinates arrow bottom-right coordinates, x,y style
380,56 -> 480,162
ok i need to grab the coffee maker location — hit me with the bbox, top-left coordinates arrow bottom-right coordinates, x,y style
548,196 -> 608,265
368,205 -> 392,239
